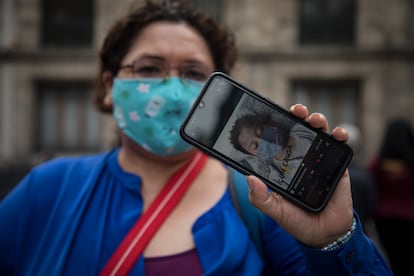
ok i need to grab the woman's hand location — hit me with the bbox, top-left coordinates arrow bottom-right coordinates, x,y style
246,104 -> 354,248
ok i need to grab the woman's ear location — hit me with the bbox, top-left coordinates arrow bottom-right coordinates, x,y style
102,71 -> 114,108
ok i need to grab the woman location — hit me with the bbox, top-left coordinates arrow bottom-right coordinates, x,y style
0,0 -> 392,275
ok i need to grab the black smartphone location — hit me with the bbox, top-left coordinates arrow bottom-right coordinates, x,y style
180,72 -> 353,212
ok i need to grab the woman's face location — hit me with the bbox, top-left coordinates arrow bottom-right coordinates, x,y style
106,21 -> 215,161
118,21 -> 215,80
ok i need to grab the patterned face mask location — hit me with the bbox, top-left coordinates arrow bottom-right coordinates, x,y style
112,77 -> 203,156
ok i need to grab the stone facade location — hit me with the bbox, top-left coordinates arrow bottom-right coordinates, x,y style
227,0 -> 414,165
0,0 -> 413,169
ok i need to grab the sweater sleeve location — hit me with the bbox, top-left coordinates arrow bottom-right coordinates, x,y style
298,214 -> 393,275
264,214 -> 392,275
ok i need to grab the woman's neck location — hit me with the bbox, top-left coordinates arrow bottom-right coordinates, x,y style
118,147 -> 187,177
116,139 -> 227,214
117,138 -> 197,200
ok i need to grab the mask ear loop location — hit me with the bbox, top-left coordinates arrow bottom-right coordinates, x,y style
102,71 -> 114,109
104,94 -> 113,106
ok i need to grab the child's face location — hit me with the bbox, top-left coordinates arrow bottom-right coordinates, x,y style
238,125 -> 263,155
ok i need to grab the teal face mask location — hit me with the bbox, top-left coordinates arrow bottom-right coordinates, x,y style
112,77 -> 203,156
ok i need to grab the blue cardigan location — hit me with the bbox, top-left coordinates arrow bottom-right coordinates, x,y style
0,149 -> 392,275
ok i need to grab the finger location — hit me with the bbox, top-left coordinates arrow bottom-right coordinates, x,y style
289,104 -> 309,119
331,127 -> 349,142
246,175 -> 282,217
307,113 -> 329,132
246,175 -> 272,203
247,176 -> 309,234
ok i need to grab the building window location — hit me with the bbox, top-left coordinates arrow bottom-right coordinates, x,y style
41,0 -> 93,47
34,81 -> 101,153
299,0 -> 355,45
290,79 -> 360,128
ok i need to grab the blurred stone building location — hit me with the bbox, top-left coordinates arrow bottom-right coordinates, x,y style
1,0 -> 413,195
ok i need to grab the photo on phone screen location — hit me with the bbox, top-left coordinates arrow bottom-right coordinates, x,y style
180,72 -> 353,212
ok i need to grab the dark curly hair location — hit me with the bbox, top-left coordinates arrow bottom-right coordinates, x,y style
229,114 -> 259,154
94,0 -> 238,113
379,118 -> 414,167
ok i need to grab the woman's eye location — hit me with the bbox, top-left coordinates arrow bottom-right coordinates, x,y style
183,70 -> 208,81
134,65 -> 163,77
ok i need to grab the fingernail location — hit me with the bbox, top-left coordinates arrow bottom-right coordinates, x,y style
247,179 -> 254,192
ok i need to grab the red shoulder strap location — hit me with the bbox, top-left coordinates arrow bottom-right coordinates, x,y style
100,152 -> 207,276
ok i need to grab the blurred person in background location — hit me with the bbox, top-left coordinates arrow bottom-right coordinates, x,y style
367,118 -> 414,275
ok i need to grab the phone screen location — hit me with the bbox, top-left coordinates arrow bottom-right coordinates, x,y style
181,72 -> 353,212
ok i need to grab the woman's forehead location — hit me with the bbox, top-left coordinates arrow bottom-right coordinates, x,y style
122,22 -> 214,67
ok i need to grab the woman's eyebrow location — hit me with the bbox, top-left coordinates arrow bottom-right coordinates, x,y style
133,55 -> 165,62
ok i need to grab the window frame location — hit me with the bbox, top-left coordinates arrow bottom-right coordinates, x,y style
41,0 -> 94,48
298,0 -> 356,46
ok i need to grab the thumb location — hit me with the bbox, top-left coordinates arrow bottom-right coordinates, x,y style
246,175 -> 283,218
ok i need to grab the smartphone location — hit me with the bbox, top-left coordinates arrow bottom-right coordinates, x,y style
180,72 -> 353,212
